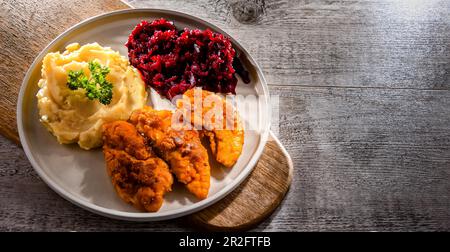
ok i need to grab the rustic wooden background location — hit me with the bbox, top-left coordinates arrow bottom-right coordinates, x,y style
1,0 -> 450,231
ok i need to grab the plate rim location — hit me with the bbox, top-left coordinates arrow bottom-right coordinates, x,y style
17,8 -> 271,221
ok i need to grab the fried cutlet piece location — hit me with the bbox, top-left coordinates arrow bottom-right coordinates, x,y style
130,107 -> 210,199
102,121 -> 173,212
177,88 -> 244,168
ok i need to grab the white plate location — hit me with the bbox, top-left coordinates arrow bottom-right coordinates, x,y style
17,9 -> 270,221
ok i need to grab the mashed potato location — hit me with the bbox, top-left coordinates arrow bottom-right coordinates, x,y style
36,43 -> 147,149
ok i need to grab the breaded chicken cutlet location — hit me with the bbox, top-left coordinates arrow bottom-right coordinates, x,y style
177,88 -> 244,168
102,121 -> 173,212
130,107 -> 211,199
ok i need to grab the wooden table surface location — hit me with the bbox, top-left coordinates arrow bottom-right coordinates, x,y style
1,0 -> 450,231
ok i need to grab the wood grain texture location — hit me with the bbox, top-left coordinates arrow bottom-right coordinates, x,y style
1,0 -> 450,231
0,0 -> 129,144
189,138 -> 293,231
270,85 -> 450,231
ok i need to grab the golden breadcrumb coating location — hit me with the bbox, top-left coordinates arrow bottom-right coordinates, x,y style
102,121 -> 173,212
179,88 -> 244,167
130,107 -> 210,199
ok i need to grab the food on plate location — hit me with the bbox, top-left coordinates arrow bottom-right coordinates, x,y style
126,18 -> 249,100
102,121 -> 173,212
36,43 -> 147,149
33,19 -> 250,213
130,106 -> 211,199
177,88 -> 244,167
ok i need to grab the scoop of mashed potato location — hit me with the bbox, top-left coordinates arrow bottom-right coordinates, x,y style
36,43 -> 147,149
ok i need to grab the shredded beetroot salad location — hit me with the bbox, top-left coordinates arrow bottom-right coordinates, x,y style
126,19 -> 249,99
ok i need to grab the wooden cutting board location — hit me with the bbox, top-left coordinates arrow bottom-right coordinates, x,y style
0,0 -> 293,231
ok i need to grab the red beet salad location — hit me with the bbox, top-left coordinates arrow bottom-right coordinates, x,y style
126,18 -> 249,99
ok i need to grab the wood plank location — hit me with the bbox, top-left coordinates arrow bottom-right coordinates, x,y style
130,0 -> 450,90
267,85 -> 450,231
0,0 -> 129,144
2,85 -> 449,231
